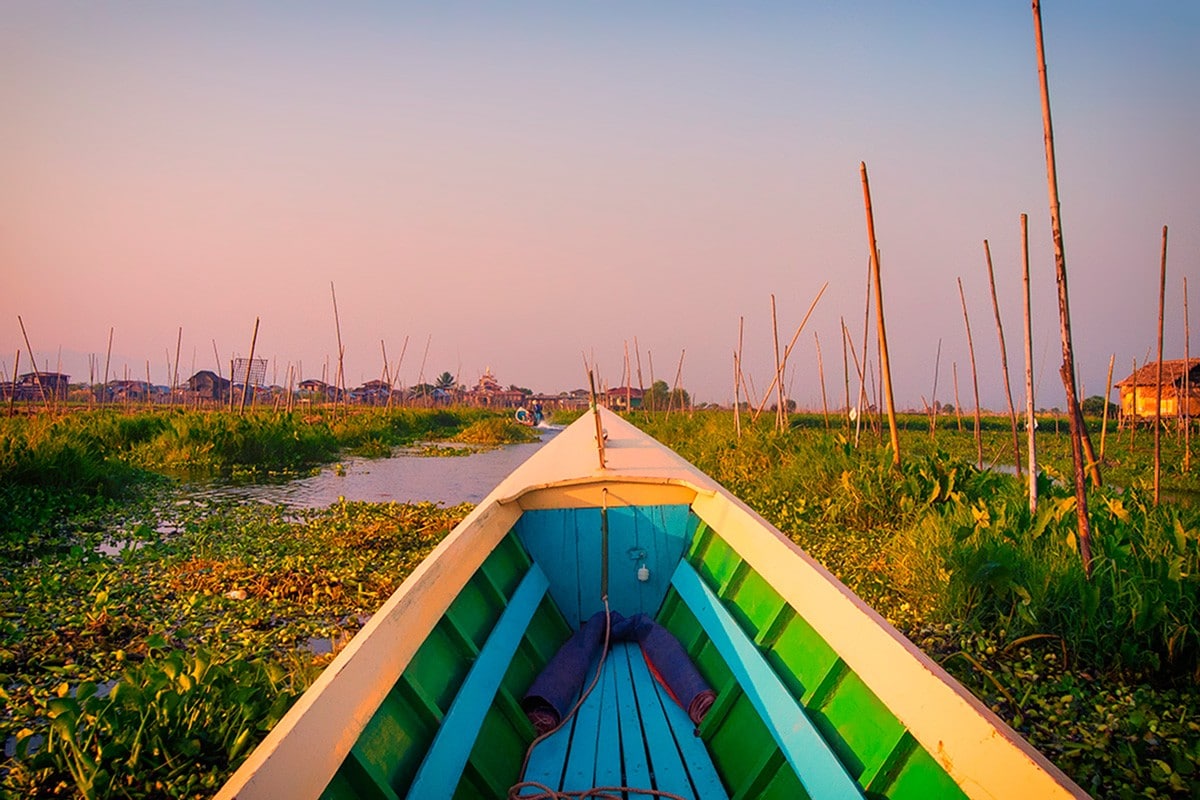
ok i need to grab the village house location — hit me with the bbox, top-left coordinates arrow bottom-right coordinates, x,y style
604,385 -> 644,411
12,372 -> 70,401
185,370 -> 231,402
1115,359 -> 1200,422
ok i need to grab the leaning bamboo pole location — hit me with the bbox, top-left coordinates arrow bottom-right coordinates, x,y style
666,349 -> 685,419
1100,354 -> 1115,462
984,240 -> 1022,477
17,316 -> 51,413
239,318 -> 260,415
855,258 -> 872,446
771,295 -> 784,431
388,335 -> 409,409
1021,214 -> 1038,512
173,327 -> 182,405
1154,225 -> 1168,504
752,283 -> 828,423
103,328 -> 114,407
859,163 -> 900,466
330,283 -> 347,415
8,350 -> 18,417
957,278 -> 984,469
1033,0 -> 1094,575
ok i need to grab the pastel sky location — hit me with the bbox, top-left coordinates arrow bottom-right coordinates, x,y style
3,2 -> 1197,410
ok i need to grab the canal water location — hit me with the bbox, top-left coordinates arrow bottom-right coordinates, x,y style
192,429 -> 561,509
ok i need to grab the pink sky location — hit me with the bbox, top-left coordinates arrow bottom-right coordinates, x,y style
3,3 -> 1198,409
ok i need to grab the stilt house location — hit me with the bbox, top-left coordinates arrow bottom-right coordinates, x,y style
1115,359 -> 1200,421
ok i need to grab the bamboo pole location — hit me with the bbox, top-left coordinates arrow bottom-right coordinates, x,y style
1100,354 -> 1115,462
855,258 -> 872,445
1021,214 -> 1038,512
103,327 -> 113,406
8,350 -> 18,417
843,326 -> 864,391
733,351 -> 742,438
239,317 -> 260,415
646,350 -> 656,411
1185,278 -> 1192,471
734,317 -> 744,438
624,341 -> 632,414
953,362 -> 964,432
388,335 -> 409,409
173,327 -> 182,405
330,282 -> 347,415
1129,358 -> 1137,455
17,316 -> 51,413
840,319 -> 851,432
984,240 -> 1022,477
1154,225 -> 1168,504
1033,0 -> 1094,575
859,163 -> 900,466
752,283 -> 828,423
815,332 -> 829,430
929,338 -> 942,440
957,278 -> 984,469
667,349 -> 685,418
771,294 -> 784,431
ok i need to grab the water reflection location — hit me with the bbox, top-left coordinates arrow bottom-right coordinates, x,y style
191,432 -> 558,509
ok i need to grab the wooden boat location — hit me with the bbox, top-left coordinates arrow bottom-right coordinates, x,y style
218,406 -> 1088,800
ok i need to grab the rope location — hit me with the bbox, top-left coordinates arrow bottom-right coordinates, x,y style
506,599 -> 694,800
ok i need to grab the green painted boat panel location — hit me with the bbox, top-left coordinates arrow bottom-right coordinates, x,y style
692,524 -> 740,593
767,611 -> 841,704
871,740 -> 968,799
810,666 -> 908,784
404,622 -> 471,713
725,564 -> 787,642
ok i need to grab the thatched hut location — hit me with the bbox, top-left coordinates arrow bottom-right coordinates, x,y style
1115,359 -> 1200,422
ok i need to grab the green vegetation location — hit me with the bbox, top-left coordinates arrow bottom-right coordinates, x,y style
0,407 -> 511,560
1,497 -> 466,797
637,411 -> 1200,798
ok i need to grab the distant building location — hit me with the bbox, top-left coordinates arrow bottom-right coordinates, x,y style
604,386 -> 644,411
353,379 -> 393,405
465,368 -> 527,408
1116,359 -> 1200,422
186,370 -> 231,401
15,372 -> 70,400
298,379 -> 339,402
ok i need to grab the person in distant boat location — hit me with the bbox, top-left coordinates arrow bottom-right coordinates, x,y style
533,402 -> 543,425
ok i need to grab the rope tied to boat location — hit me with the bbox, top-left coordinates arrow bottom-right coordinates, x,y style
506,595 -> 693,800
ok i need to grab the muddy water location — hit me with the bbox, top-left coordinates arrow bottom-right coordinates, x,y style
192,432 -> 559,509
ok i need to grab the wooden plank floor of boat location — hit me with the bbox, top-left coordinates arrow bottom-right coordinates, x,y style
517,641 -> 726,799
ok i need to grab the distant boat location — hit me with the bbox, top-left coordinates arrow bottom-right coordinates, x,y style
218,407 -> 1088,799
